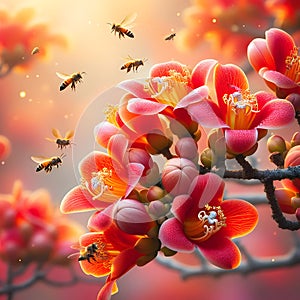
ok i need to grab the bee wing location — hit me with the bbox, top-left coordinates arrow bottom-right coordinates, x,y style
52,128 -> 63,139
45,137 -> 56,143
120,13 -> 137,27
31,156 -> 50,163
56,72 -> 70,80
65,130 -> 74,139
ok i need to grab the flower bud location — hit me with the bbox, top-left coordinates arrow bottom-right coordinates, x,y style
291,132 -> 300,147
148,200 -> 170,219
267,135 -> 287,154
282,145 -> 300,193
147,186 -> 166,202
114,199 -> 155,235
29,230 -> 55,262
175,137 -> 198,160
286,93 -> 300,112
274,188 -> 297,214
200,148 -> 212,168
146,130 -> 172,155
162,157 -> 199,196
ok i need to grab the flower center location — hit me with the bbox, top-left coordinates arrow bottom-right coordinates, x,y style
81,167 -> 113,200
184,204 -> 226,242
80,240 -> 120,270
285,46 -> 300,84
144,69 -> 191,107
104,104 -> 119,127
222,90 -> 259,129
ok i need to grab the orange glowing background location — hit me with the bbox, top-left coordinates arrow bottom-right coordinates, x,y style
1,0 -> 300,300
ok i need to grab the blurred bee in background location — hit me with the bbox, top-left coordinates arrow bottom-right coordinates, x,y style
121,56 -> 147,73
165,32 -> 176,41
56,72 -> 85,91
31,154 -> 65,173
108,13 -> 137,39
46,128 -> 74,150
31,46 -> 40,55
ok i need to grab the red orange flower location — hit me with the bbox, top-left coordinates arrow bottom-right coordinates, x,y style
0,181 -> 83,264
159,173 -> 258,269
180,61 -> 295,155
0,7 -> 67,76
176,0 -> 269,61
248,28 -> 300,98
76,207 -> 160,300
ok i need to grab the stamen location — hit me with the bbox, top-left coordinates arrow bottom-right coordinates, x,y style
104,104 -> 119,127
285,46 -> 300,84
222,89 -> 259,129
184,204 -> 226,242
144,69 -> 190,107
81,167 -> 113,200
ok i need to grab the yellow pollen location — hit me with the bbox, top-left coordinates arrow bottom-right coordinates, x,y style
81,167 -> 113,200
184,204 -> 226,242
144,68 -> 190,107
285,46 -> 300,84
104,104 -> 119,127
222,89 -> 259,129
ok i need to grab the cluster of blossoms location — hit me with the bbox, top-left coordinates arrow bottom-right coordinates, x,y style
176,0 -> 300,61
61,27 -> 300,300
0,181 -> 83,265
0,7 -> 67,76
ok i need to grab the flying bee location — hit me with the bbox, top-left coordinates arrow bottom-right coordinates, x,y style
31,154 -> 65,173
31,46 -> 40,55
108,13 -> 137,39
165,32 -> 176,41
121,56 -> 147,73
56,72 -> 85,91
46,128 -> 74,150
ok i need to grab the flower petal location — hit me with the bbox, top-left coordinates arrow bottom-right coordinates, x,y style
176,86 -> 209,108
60,186 -> 99,213
214,63 -> 249,112
266,28 -> 295,73
159,218 -> 194,252
189,173 -> 225,208
97,279 -> 117,300
125,163 -> 144,197
220,200 -> 258,238
197,233 -> 241,269
255,99 -> 295,129
128,98 -> 168,115
191,59 -> 218,88
117,79 -> 151,98
149,61 -> 188,78
110,247 -> 142,280
224,129 -> 258,154
184,100 -> 227,128
260,69 -> 300,89
247,38 -> 275,72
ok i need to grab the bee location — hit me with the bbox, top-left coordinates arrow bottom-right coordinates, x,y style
31,46 -> 40,55
165,32 -> 176,41
121,56 -> 147,73
108,13 -> 137,39
56,72 -> 85,91
31,154 -> 65,173
78,243 -> 99,263
46,128 -> 74,150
